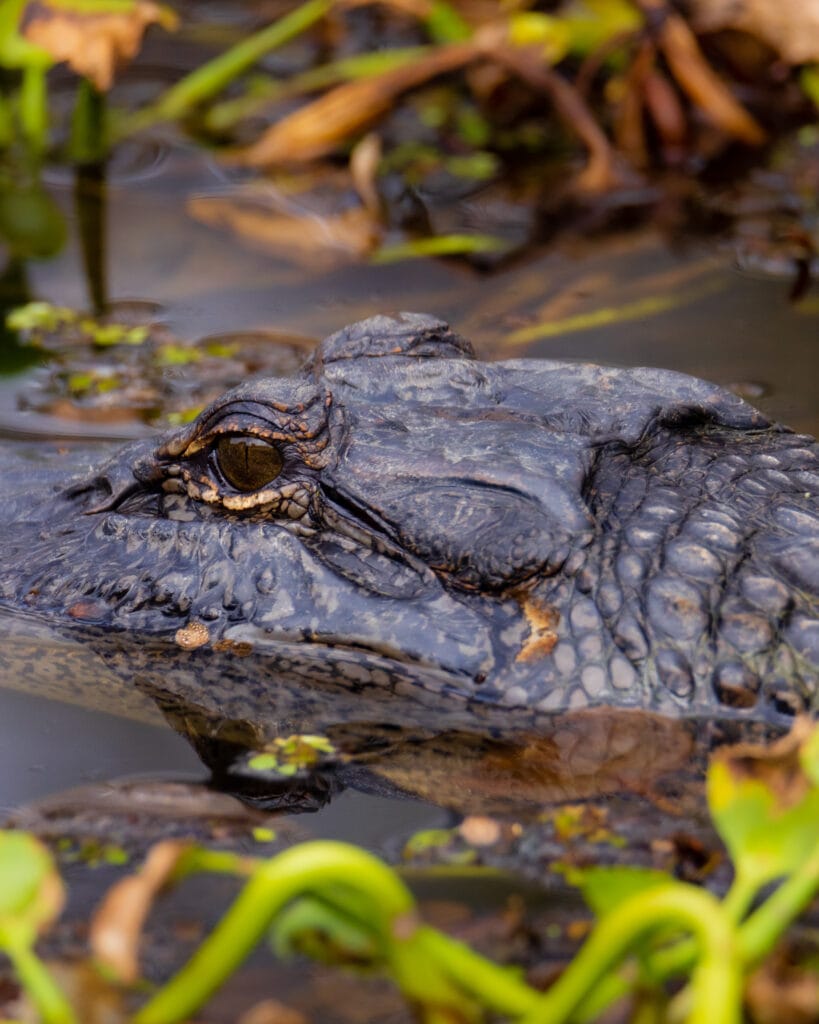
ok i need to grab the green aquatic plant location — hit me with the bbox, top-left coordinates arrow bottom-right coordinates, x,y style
7,300 -> 148,346
0,833 -> 75,1024
3,723 -> 819,1022
245,734 -> 337,778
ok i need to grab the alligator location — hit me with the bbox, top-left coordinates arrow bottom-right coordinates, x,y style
0,313 -> 817,748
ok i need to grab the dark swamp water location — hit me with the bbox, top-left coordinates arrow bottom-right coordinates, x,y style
1,18 -> 819,1019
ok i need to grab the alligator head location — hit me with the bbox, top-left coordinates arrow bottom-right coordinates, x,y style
2,313 -> 818,736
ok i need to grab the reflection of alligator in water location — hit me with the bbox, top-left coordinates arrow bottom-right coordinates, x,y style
0,313 -> 817,753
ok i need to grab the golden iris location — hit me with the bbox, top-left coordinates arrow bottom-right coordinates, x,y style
216,436 -> 283,491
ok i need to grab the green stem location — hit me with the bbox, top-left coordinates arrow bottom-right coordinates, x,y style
0,928 -> 76,1024
521,885 -> 742,1024
412,925 -> 540,1017
720,872 -> 760,926
739,843 -> 819,966
0,0 -> 27,62
172,847 -> 261,880
116,0 -> 331,137
19,65 -> 48,150
0,91 -> 13,147
575,860 -> 811,1023
69,79 -> 107,164
203,46 -> 429,133
134,841 -> 415,1024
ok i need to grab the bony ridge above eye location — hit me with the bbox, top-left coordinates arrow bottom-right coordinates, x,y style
215,435 -> 284,491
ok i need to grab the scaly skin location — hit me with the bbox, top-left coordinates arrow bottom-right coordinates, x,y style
0,313 -> 817,738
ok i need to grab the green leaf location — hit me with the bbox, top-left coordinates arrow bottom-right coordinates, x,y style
0,186 -> 67,259
155,343 -> 201,365
7,301 -> 75,334
270,895 -> 383,965
371,234 -> 508,263
252,827 -> 276,844
0,834 -> 53,920
165,406 -> 204,426
246,753 -> 279,773
402,829 -> 455,857
708,727 -> 819,894
423,1 -> 472,44
81,321 -> 148,346
800,65 -> 819,108
576,866 -> 673,918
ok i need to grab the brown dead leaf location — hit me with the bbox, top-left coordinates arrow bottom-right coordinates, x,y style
91,840 -> 190,984
691,0 -> 819,65
188,186 -> 382,267
747,948 -> 819,1024
230,38 -> 490,166
713,716 -> 814,811
238,1000 -> 309,1024
350,132 -> 383,217
340,0 -> 433,17
492,44 -> 624,192
639,2 -> 765,145
22,0 -> 178,91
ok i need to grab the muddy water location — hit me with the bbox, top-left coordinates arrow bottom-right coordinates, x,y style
0,131 -> 817,848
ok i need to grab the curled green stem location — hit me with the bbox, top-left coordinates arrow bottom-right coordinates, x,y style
0,926 -> 76,1024
522,884 -> 742,1024
133,841 -> 415,1024
412,925 -> 540,1017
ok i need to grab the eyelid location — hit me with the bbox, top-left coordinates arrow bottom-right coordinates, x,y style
182,419 -> 290,458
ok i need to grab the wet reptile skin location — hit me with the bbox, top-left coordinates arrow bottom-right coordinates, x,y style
0,313 -> 817,731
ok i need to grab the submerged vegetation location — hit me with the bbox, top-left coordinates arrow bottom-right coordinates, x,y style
3,0 -> 819,270
1,721 -> 819,1023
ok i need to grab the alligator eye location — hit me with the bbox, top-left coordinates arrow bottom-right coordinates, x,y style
216,436 -> 283,491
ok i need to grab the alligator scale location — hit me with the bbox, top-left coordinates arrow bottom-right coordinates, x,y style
1,313 -> 817,740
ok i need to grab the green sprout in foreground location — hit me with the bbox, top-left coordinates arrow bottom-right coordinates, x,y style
2,721 -> 819,1023
128,721 -> 819,1023
0,833 -> 75,1024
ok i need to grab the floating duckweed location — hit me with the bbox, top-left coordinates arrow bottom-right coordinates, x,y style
165,406 -> 204,426
154,344 -> 202,366
7,301 -> 76,334
246,734 -> 336,777
402,828 -> 455,857
251,827 -> 277,844
79,320 -> 149,347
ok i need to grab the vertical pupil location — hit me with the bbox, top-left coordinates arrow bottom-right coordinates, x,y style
217,436 -> 283,490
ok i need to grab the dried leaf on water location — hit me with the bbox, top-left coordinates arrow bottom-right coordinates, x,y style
188,184 -> 382,266
691,0 -> 819,65
21,0 -> 178,91
230,36 -> 496,166
90,840 -> 190,984
640,0 -> 765,145
237,1000 -> 309,1024
746,952 -> 819,1024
